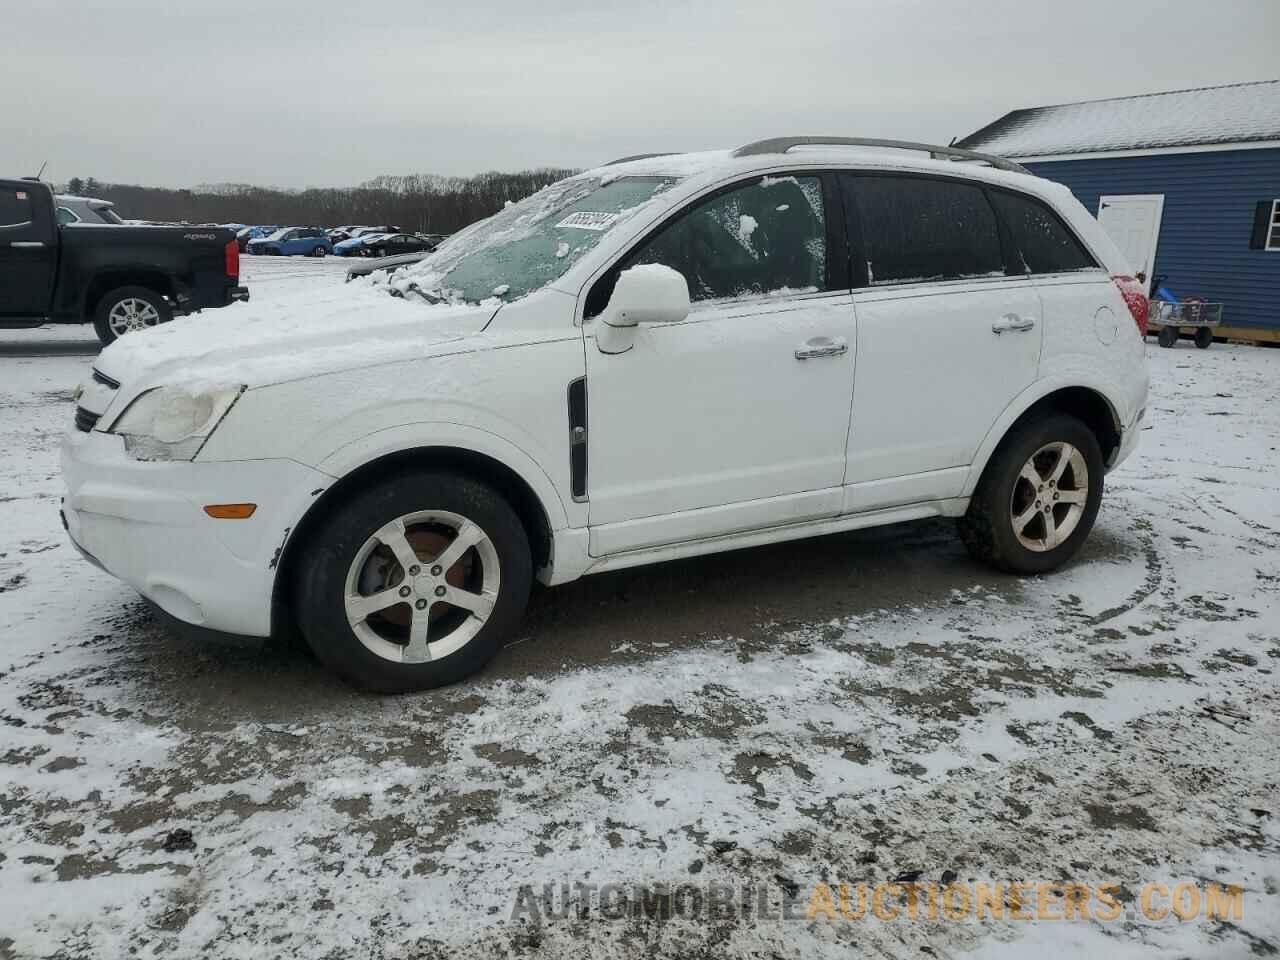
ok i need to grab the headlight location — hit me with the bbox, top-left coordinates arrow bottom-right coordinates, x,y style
109,385 -> 244,461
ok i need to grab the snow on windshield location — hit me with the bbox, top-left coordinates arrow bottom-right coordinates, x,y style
375,174 -> 677,304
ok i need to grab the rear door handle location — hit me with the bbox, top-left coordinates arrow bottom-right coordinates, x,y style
992,314 -> 1035,334
7,241 -> 46,249
795,336 -> 848,359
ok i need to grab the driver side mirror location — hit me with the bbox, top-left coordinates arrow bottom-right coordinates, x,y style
595,265 -> 691,355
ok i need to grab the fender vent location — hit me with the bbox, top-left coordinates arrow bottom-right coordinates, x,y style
568,377 -> 587,501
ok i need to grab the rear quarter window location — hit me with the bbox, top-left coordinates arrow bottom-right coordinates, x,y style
0,188 -> 34,228
990,190 -> 1098,274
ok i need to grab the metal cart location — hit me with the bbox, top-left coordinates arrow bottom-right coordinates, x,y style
1147,298 -> 1223,349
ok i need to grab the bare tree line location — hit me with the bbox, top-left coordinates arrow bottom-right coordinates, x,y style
61,169 -> 579,232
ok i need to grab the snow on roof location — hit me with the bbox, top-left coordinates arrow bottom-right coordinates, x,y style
955,80 -> 1280,158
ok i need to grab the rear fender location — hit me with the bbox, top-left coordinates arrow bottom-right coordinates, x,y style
963,372 -> 1125,498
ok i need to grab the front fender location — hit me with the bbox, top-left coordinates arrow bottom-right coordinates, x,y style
313,420 -> 571,532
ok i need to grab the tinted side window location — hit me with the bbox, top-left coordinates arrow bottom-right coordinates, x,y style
627,176 -> 827,302
990,191 -> 1098,274
0,188 -> 34,228
844,176 -> 1003,285
57,206 -> 79,225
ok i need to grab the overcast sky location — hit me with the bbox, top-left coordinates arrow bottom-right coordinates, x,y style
5,0 -> 1276,189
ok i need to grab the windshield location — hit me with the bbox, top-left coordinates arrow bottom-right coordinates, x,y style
385,174 -> 676,304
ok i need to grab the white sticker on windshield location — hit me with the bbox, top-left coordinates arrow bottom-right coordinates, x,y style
556,211 -> 619,231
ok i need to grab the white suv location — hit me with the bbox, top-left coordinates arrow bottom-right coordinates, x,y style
63,137 -> 1149,693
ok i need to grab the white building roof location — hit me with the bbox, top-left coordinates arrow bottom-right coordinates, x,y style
955,80 -> 1280,159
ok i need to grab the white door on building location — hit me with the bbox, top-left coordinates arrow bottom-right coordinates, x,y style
1097,195 -> 1165,293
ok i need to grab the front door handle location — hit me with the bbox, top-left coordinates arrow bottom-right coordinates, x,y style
7,241 -> 46,249
992,314 -> 1036,334
795,336 -> 848,360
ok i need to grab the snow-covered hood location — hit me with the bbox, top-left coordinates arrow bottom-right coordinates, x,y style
93,286 -> 497,396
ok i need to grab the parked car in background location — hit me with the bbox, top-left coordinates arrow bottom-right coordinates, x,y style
352,232 -> 440,258
55,195 -> 125,226
1,177 -> 248,345
62,137 -> 1149,692
327,225 -> 368,245
332,231 -> 387,256
247,226 -> 333,257
236,225 -> 278,251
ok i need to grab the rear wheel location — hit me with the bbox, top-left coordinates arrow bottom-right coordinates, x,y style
1194,326 -> 1214,349
92,286 -> 172,346
1157,325 -> 1179,348
294,471 -> 532,693
958,414 -> 1104,575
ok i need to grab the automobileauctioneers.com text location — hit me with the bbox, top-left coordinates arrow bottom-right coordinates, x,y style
510,879 -> 1244,925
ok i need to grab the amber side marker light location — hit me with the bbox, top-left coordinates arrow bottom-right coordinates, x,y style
204,503 -> 258,519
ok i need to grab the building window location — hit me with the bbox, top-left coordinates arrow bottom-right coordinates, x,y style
1269,200 -> 1280,251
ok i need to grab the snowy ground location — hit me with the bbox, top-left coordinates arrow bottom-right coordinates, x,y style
0,266 -> 1277,958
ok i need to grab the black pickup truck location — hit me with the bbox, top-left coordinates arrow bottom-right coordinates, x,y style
0,178 -> 248,345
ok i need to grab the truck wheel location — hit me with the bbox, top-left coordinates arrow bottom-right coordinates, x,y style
1157,325 -> 1179,348
1194,327 -> 1214,349
93,286 -> 173,346
293,470 -> 533,693
958,414 -> 1104,575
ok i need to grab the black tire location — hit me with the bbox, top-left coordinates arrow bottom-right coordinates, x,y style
958,414 -> 1104,575
92,285 -> 173,347
311,245 -> 327,258
1157,325 -> 1179,348
1194,326 -> 1214,349
294,470 -> 532,694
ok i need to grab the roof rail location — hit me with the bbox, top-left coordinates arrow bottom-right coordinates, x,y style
604,152 -> 679,166
730,137 -> 1032,175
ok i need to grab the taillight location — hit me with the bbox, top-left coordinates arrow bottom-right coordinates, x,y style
224,239 -> 239,279
1113,275 -> 1148,336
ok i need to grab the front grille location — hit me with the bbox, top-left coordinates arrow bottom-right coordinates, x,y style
74,406 -> 100,433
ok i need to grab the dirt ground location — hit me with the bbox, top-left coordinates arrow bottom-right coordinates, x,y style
1,263 -> 1277,958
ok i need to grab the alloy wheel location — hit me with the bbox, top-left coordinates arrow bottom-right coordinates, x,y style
1009,442 -> 1090,552
343,510 -> 500,663
107,298 -> 161,337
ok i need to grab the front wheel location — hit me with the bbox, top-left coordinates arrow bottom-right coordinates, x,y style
1194,326 -> 1214,349
294,471 -> 532,693
92,286 -> 173,346
1157,325 -> 1179,348
958,414 -> 1104,575
311,245 -> 327,258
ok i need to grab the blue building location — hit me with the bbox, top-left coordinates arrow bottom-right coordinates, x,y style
957,80 -> 1280,339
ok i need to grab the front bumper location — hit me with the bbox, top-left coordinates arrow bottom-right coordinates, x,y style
61,429 -> 331,637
